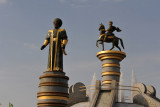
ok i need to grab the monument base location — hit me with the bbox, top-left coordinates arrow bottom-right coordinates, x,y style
37,71 -> 69,107
97,50 -> 126,87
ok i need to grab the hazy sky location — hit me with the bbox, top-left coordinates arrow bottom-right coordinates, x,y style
0,0 -> 160,106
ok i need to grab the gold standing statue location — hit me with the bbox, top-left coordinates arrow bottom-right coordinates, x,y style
40,18 -> 68,71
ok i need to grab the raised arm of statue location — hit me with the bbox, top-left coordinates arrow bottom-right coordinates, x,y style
116,27 -> 122,32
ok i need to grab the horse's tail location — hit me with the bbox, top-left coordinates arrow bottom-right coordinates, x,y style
119,38 -> 125,49
96,40 -> 99,48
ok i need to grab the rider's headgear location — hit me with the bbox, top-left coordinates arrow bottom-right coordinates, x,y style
108,21 -> 113,24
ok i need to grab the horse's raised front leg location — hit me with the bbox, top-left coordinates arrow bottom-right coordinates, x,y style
96,40 -> 99,48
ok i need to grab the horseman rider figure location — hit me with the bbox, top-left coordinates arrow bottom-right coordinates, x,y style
106,21 -> 121,39
97,21 -> 124,51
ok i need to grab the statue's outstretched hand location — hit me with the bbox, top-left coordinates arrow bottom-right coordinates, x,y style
117,27 -> 122,32
40,45 -> 46,50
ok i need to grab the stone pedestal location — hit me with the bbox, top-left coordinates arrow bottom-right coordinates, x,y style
37,71 -> 69,107
97,50 -> 126,88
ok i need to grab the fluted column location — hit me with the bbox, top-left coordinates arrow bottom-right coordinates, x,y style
97,50 -> 126,87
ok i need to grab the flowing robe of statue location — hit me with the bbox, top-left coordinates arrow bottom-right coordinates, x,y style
43,28 -> 68,71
